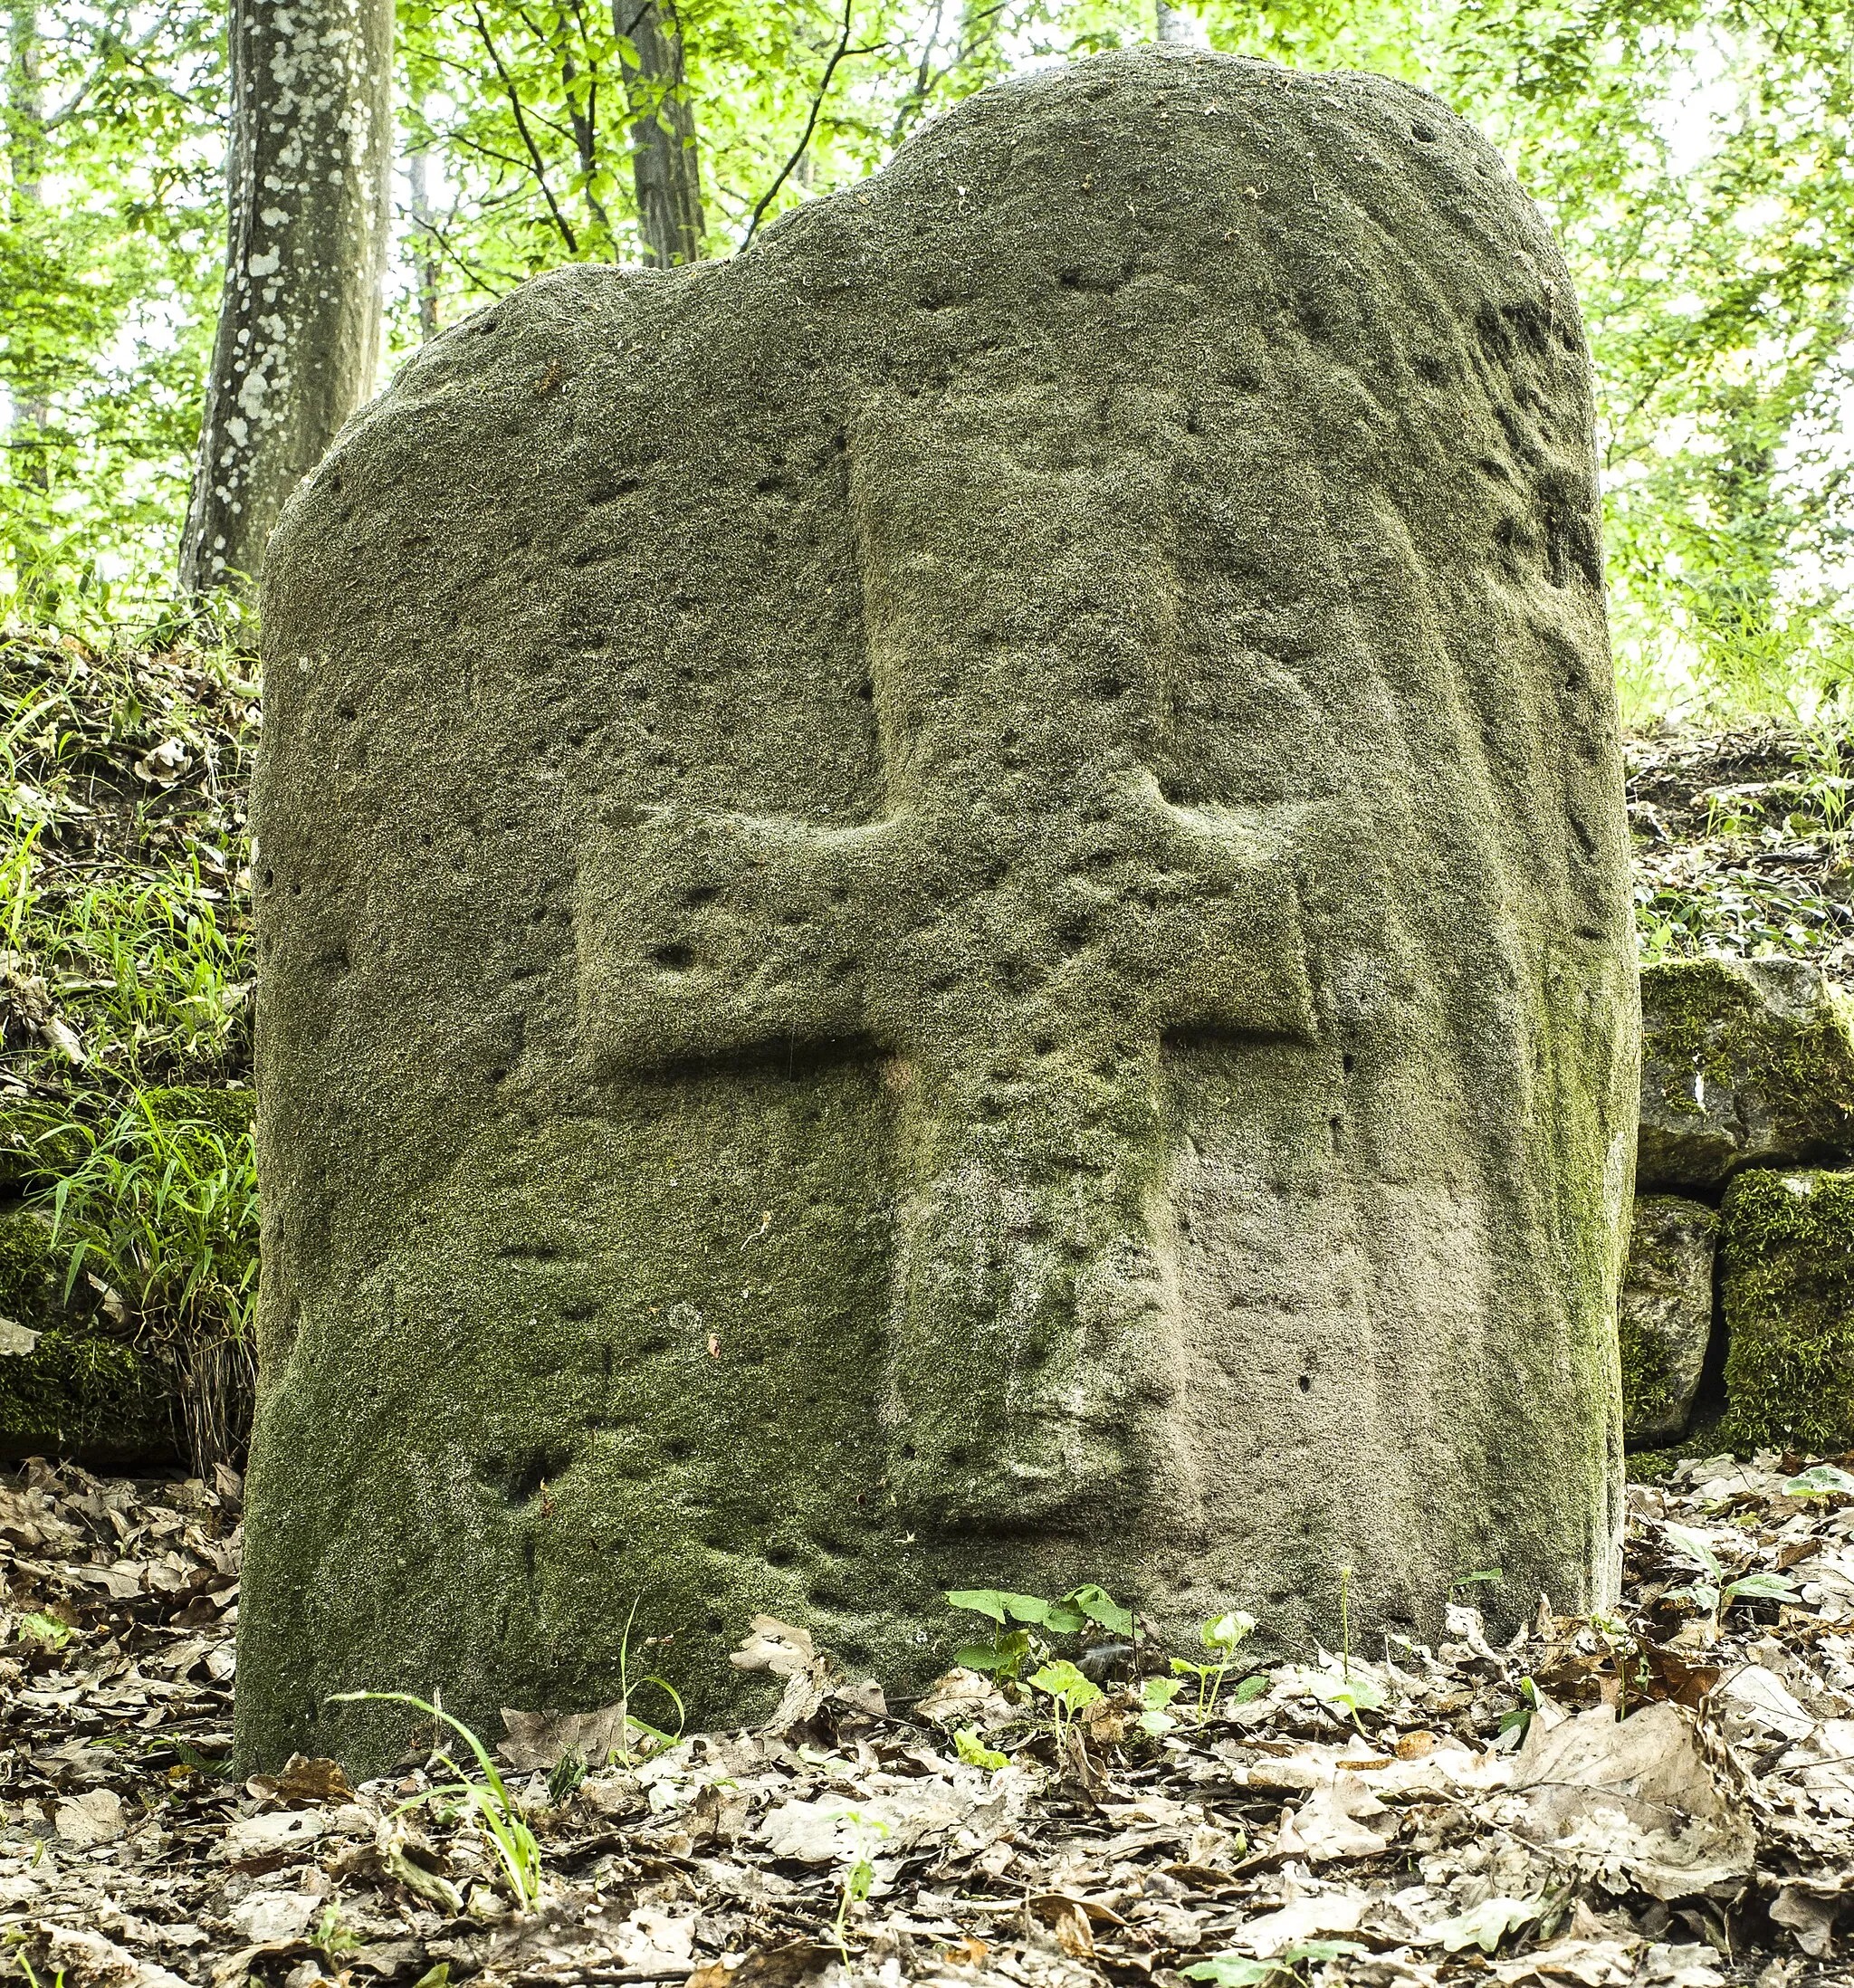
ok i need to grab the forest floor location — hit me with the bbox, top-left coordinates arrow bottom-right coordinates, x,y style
9,628 -> 1854,1988
5,1451 -> 1854,1988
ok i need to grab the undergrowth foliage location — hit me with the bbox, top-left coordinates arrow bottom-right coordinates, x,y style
0,605 -> 259,1472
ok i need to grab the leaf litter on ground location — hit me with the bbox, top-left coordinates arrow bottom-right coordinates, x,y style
7,1455 -> 1854,1986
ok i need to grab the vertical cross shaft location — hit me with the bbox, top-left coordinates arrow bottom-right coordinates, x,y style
576,392 -> 1319,1530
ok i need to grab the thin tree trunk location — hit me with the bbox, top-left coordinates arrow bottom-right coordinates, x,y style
1155,3 -> 1197,43
179,0 -> 393,595
6,0 -> 50,530
408,147 -> 440,343
615,0 -> 702,267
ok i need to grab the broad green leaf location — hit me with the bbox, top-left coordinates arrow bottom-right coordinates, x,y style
1724,1572 -> 1797,1603
953,1727 -> 1008,1772
955,1642 -> 1004,1672
1180,1957 -> 1279,1986
946,1589 -> 1006,1624
1027,1659 -> 1103,1712
1000,1592 -> 1056,1625
1783,1465 -> 1854,1498
1662,1524 -> 1725,1582
1066,1583 -> 1133,1634
1200,1610 -> 1256,1653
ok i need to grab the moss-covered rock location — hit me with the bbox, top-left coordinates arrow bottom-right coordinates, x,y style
1620,1196 -> 1716,1448
140,1085 -> 254,1142
243,46 -> 1636,1773
0,1102 -> 85,1189
0,1209 -> 172,1462
1721,1170 -> 1854,1452
1639,959 -> 1854,1191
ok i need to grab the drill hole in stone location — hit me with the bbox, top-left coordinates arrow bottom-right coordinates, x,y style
653,941 -> 696,972
1298,1372 -> 1313,1393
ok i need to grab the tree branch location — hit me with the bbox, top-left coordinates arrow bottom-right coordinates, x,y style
471,1 -> 578,254
741,0 -> 883,247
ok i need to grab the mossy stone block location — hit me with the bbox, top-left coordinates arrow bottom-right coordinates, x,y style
244,47 -> 1637,1773
1721,1170 -> 1854,1452
0,1209 -> 171,1463
1619,1196 -> 1715,1448
0,1103 -> 85,1189
1639,958 -> 1854,1191
140,1085 -> 255,1143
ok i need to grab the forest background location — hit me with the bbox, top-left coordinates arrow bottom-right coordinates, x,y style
4,0 -> 1853,725
1,0 -> 1852,1476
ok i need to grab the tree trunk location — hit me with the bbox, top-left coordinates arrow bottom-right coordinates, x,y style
615,0 -> 702,267
408,148 -> 441,344
179,0 -> 393,595
1155,4 -> 1197,43
6,0 -> 50,525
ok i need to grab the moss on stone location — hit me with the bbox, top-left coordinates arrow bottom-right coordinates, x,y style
0,1210 -> 171,1461
1721,1170 -> 1854,1453
0,1103 -> 85,1189
1639,959 -> 1854,1190
141,1086 -> 254,1142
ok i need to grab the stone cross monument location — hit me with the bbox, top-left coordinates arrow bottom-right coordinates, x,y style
240,45 -> 1638,1770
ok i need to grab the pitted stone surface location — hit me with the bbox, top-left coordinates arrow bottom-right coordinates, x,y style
242,45 -> 1637,1771
1620,1196 -> 1716,1449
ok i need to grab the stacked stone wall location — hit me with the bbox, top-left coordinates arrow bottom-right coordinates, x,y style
1624,957 -> 1854,1452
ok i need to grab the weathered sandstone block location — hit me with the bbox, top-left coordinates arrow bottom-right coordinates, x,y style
1619,1196 -> 1716,1448
1639,958 -> 1854,1192
242,46 -> 1637,1769
1723,1171 -> 1854,1453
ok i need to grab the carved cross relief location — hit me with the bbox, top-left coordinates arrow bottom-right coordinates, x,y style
576,397 -> 1321,1531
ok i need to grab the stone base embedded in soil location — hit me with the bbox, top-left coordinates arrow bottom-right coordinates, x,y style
1638,956 -> 1854,1191
5,1454 -> 1854,1986
1723,1170 -> 1854,1452
1620,1196 -> 1716,1447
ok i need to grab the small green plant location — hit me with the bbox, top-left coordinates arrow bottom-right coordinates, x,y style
952,1727 -> 1008,1772
827,1808 -> 889,1957
1169,1610 -> 1257,1725
1783,1464 -> 1854,1501
1026,1658 -> 1102,1744
1305,1667 -> 1384,1721
546,1747 -> 587,1805
1183,1941 -> 1366,1986
313,1903 -> 363,1958
1662,1524 -> 1798,1627
611,1599 -> 686,1764
1137,1675 -> 1185,1735
1448,1568 -> 1504,1599
329,1690 -> 543,1911
1499,1676 -> 1544,1744
17,1612 -> 74,1650
944,1583 -> 1132,1684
